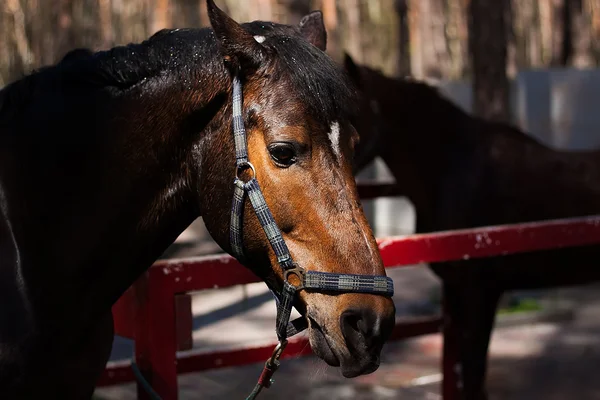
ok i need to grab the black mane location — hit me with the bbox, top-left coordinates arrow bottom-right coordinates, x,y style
0,24 -> 356,126
0,28 -> 222,123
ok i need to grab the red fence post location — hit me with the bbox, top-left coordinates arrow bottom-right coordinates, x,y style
132,273 -> 151,400
101,212 -> 600,398
135,269 -> 178,400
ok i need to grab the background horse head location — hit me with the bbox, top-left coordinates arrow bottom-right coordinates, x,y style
0,2 -> 394,397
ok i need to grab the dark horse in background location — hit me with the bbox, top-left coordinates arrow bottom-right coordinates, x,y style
345,54 -> 600,400
0,1 -> 397,397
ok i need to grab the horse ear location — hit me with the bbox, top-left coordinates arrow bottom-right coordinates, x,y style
343,53 -> 362,88
207,0 -> 267,73
298,11 -> 327,51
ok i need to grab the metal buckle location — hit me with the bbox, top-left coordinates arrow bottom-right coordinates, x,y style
283,265 -> 305,290
267,339 -> 288,367
236,161 -> 256,182
257,340 -> 288,389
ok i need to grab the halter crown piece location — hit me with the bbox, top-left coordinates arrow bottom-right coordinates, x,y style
228,75 -> 394,399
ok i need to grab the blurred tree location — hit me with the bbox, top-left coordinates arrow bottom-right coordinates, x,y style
446,0 -> 469,79
409,0 -> 449,79
152,0 -> 172,32
407,0 -> 468,80
551,0 -> 570,66
395,0 -> 410,76
468,0 -> 510,122
4,0 -> 600,87
340,0 -> 362,62
312,0 -> 397,75
319,0 -> 338,55
569,0 -> 594,66
3,0 -> 34,80
99,0 -> 114,47
279,0 -> 311,24
171,0 -> 203,28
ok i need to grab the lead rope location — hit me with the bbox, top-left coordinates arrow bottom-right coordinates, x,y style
244,340 -> 288,400
131,358 -> 162,400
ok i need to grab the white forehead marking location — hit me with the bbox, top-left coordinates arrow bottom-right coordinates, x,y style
253,35 -> 266,43
328,121 -> 341,159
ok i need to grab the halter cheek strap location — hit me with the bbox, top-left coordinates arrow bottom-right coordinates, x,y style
229,75 -> 307,341
228,75 -> 393,399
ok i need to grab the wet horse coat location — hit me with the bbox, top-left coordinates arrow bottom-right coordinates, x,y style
0,5 -> 397,398
345,55 -> 600,399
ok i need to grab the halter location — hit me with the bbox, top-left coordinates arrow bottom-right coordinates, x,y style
228,75 -> 394,399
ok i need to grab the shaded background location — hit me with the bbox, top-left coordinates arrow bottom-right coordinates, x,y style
3,0 -> 600,84
4,1 -> 600,398
4,0 -> 600,150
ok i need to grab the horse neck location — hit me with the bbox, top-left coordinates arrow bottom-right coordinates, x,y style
1,67 -> 230,325
378,95 -> 472,233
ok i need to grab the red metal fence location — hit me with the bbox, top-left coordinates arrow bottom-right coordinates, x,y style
97,183 -> 600,399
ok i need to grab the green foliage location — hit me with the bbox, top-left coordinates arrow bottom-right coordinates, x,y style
497,298 -> 543,315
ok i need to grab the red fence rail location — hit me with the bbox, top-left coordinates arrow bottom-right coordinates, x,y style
98,182 -> 600,399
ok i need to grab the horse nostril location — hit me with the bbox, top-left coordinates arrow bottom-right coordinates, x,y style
340,308 -> 381,352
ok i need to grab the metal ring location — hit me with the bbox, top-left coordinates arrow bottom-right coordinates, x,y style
284,265 -> 306,290
235,161 -> 256,181
268,340 -> 288,365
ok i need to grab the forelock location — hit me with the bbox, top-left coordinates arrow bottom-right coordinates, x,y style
242,21 -> 357,127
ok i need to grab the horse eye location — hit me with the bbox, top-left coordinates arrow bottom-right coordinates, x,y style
268,143 -> 296,167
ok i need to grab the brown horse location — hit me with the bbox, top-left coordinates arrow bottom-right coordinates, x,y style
0,3 -> 397,397
345,54 -> 600,399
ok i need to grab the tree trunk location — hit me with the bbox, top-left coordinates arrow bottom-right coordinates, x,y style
396,0 -> 411,76
468,0 -> 510,122
4,0 -> 34,74
152,0 -> 171,32
98,0 -> 114,48
550,0 -> 570,65
410,0 -> 451,79
279,0 -> 311,24
172,0 -> 201,28
444,0 -> 469,79
569,0 -> 594,66
342,0 -> 363,62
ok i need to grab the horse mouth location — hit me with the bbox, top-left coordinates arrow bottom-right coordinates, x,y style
307,315 -> 382,378
307,316 -> 340,367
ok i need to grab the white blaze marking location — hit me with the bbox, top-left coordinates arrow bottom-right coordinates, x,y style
253,35 -> 266,43
360,223 -> 378,261
328,121 -> 341,159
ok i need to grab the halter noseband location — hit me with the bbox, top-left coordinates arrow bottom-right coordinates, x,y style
228,75 -> 394,399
